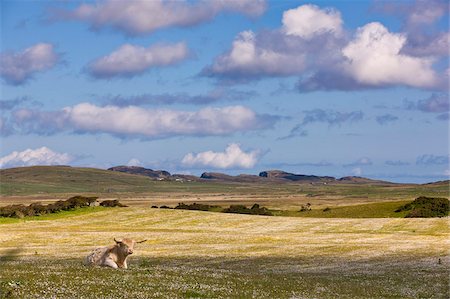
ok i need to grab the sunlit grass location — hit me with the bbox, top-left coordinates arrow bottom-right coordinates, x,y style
0,207 -> 448,298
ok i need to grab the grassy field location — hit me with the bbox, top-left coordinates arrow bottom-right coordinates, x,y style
1,166 -> 448,211
0,207 -> 449,298
1,166 -> 449,297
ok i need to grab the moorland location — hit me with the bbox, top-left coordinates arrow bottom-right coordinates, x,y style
0,166 -> 448,298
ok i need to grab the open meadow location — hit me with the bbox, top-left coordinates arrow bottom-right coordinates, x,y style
0,167 -> 449,298
0,205 -> 449,298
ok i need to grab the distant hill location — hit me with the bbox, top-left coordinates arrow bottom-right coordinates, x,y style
107,166 -> 394,185
338,176 -> 394,184
259,170 -> 335,182
0,166 -> 158,196
200,172 -> 269,183
3,165 -> 442,197
108,166 -> 171,179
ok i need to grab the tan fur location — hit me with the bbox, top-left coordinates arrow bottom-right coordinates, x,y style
85,238 -> 146,269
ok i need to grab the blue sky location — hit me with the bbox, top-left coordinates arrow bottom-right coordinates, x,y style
0,0 -> 448,183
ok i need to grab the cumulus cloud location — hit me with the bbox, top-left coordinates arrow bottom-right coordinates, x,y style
402,32 -> 450,57
0,147 -> 73,168
405,0 -> 447,28
0,43 -> 60,85
416,154 -> 449,165
351,167 -> 362,176
88,42 -> 189,79
202,30 -> 306,80
376,0 -> 448,30
51,0 -> 266,36
10,103 -> 277,139
373,0 -> 448,59
341,22 -> 438,88
282,4 -> 343,39
376,114 -> 399,125
205,4 -> 444,90
182,143 -> 259,169
126,158 -> 142,167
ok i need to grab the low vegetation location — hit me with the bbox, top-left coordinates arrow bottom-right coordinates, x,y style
99,199 -> 128,208
174,202 -> 219,211
223,204 -> 273,216
396,196 -> 449,218
162,203 -> 274,216
0,207 -> 448,298
0,196 -> 127,218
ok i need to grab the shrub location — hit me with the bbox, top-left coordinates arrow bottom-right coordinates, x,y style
323,207 -> 331,212
99,200 -> 127,207
222,204 -> 273,216
159,205 -> 172,209
0,196 -> 104,218
174,202 -> 218,211
395,196 -> 449,218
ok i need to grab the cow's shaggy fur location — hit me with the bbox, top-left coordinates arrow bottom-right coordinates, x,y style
85,238 -> 146,269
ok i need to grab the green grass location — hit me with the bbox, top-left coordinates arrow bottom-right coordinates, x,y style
1,256 -> 448,298
0,207 -> 448,298
1,167 -> 448,202
274,200 -> 413,218
0,207 -> 108,224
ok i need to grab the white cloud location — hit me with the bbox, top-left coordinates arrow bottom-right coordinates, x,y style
0,43 -> 60,85
351,167 -> 362,176
0,147 -> 73,168
182,143 -> 259,169
127,158 -> 142,167
282,4 -> 343,39
206,5 -> 444,91
204,30 -> 305,79
12,103 -> 277,139
342,22 -> 438,88
54,0 -> 266,35
88,42 -> 189,78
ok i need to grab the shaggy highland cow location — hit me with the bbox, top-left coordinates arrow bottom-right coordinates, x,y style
85,238 -> 146,269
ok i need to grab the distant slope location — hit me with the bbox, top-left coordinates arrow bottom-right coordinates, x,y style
0,166 -> 156,195
200,172 -> 269,183
338,176 -> 394,185
259,170 -> 335,182
108,166 -> 171,179
0,166 -> 240,196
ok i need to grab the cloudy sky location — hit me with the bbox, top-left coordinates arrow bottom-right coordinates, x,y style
1,0 -> 448,183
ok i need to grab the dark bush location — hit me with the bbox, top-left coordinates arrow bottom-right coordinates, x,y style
99,200 -> 127,207
151,205 -> 158,208
323,207 -> 331,212
396,196 -> 449,218
159,205 -> 172,209
175,202 -> 218,211
222,204 -> 273,216
0,196 -> 101,218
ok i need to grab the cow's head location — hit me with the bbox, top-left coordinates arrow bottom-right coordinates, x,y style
114,238 -> 147,255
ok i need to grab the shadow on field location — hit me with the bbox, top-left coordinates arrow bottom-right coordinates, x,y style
0,248 -> 23,264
